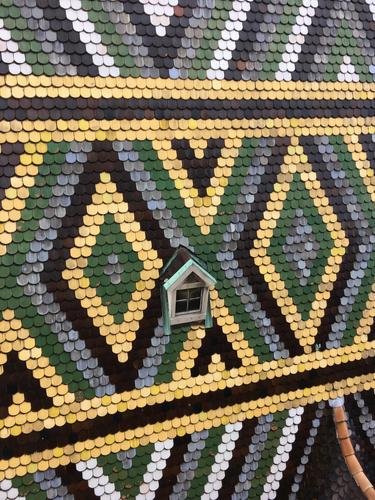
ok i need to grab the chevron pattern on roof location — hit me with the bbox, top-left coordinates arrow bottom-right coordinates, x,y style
0,0 -> 374,81
0,0 -> 375,498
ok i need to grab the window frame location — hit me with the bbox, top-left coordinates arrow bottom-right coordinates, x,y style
175,283 -> 204,315
166,265 -> 212,326
161,252 -> 216,333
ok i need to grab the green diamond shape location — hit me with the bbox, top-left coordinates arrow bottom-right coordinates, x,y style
83,213 -> 144,324
268,174 -> 334,320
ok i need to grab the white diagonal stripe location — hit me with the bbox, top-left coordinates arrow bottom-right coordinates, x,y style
136,439 -> 174,500
76,459 -> 121,499
0,19 -> 32,75
58,0 -> 120,76
260,407 -> 304,500
207,0 -> 255,79
288,404 -> 324,500
0,480 -> 26,500
275,0 -> 318,81
201,422 -> 243,500
338,55 -> 360,82
139,0 -> 179,37
365,0 -> 375,21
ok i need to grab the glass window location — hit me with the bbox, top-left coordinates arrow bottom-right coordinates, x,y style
175,287 -> 202,314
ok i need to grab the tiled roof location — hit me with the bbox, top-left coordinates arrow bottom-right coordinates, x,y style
0,0 -> 374,498
0,0 -> 375,81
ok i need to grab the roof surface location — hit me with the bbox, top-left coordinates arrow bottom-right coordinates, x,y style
160,246 -> 215,290
0,0 -> 375,81
0,0 -> 374,498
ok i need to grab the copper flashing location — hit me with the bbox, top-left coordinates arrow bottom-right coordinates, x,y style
333,405 -> 375,500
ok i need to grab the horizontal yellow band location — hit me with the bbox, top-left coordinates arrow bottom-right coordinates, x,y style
0,116 -> 375,145
1,76 -> 375,100
1,370 -> 374,480
1,340 -> 374,441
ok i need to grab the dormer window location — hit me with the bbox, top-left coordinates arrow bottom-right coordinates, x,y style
160,247 -> 216,334
176,285 -> 202,314
172,272 -> 206,324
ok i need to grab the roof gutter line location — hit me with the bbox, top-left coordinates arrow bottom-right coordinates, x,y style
332,404 -> 375,500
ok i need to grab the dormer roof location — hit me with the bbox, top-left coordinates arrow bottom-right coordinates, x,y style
160,246 -> 216,291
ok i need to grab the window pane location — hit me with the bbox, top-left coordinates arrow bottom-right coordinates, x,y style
175,300 -> 188,313
188,298 -> 201,311
189,287 -> 202,299
175,287 -> 203,315
187,288 -> 202,312
176,289 -> 189,300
